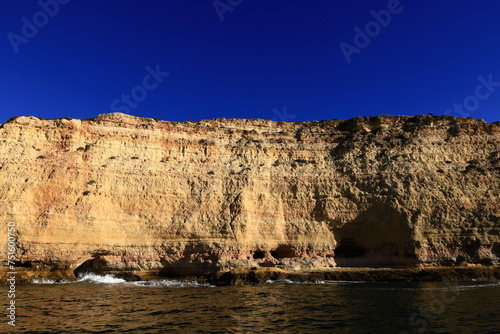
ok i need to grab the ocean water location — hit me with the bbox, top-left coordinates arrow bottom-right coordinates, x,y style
4,274 -> 500,333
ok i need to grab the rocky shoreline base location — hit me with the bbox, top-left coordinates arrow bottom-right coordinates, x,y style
2,265 -> 499,285
213,265 -> 500,285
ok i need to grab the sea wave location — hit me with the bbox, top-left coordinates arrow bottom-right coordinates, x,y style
132,280 -> 215,288
31,274 -> 125,284
32,278 -> 63,284
78,273 -> 126,284
265,279 -> 325,284
32,274 -> 215,287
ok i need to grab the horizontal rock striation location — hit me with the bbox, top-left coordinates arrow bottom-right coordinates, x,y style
0,113 -> 499,280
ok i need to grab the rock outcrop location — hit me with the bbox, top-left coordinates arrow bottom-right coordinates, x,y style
0,113 -> 498,280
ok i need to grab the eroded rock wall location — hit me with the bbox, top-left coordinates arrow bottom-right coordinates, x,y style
0,113 -> 498,277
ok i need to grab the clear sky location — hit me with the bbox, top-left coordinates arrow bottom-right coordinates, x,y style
1,0 -> 499,123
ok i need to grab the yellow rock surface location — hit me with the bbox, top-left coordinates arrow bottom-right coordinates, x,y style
0,113 -> 498,277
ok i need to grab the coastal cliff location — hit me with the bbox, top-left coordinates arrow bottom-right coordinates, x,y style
0,113 -> 499,281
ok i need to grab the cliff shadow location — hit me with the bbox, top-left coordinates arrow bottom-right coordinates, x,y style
333,206 -> 417,267
158,243 -> 221,278
158,255 -> 220,278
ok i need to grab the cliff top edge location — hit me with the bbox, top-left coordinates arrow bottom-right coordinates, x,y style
1,112 -> 497,131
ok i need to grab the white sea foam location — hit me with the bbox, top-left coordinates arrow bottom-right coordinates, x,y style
32,278 -> 59,284
78,273 -> 126,284
265,279 -> 315,284
265,279 -> 294,284
132,280 -> 215,288
31,273 -> 214,287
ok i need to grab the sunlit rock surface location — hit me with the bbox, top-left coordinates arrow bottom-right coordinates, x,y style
0,113 -> 498,279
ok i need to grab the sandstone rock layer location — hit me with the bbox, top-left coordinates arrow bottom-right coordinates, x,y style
0,113 -> 499,278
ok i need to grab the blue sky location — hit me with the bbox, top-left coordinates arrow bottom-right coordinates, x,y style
1,0 -> 499,123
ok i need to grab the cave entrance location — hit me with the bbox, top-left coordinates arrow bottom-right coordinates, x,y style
334,238 -> 367,266
493,243 -> 500,258
270,245 -> 295,260
73,257 -> 107,278
252,251 -> 265,259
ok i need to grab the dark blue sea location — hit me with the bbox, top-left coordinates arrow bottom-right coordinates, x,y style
3,274 -> 500,333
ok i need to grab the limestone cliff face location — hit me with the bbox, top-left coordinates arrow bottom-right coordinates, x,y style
0,113 -> 499,277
